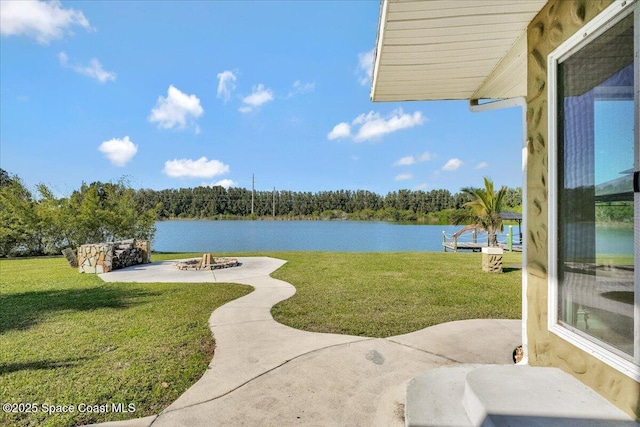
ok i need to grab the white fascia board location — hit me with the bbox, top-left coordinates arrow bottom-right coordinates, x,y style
370,0 -> 390,102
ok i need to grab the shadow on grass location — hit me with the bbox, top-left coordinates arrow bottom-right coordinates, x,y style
0,357 -> 93,375
502,264 -> 523,274
0,286 -> 159,334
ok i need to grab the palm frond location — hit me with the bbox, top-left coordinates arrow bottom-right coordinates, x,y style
458,177 -> 505,246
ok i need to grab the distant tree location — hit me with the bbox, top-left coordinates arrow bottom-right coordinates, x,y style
453,177 -> 507,247
0,168 -> 13,188
34,179 -> 159,253
34,184 -> 71,254
0,171 -> 40,256
61,180 -> 158,247
503,187 -> 522,209
126,179 -> 521,223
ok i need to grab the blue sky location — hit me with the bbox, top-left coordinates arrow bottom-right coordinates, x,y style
1,0 -> 524,197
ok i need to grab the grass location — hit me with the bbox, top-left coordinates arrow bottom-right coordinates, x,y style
0,255 -> 251,427
269,251 -> 522,337
1,250 -> 522,426
595,254 -> 634,266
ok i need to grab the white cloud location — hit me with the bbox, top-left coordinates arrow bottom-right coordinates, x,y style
239,84 -> 273,113
327,122 -> 351,140
98,136 -> 137,166
58,51 -> 116,83
356,48 -> 374,86
149,85 -> 204,131
355,109 -> 425,142
207,179 -> 237,189
394,151 -> 431,167
442,158 -> 463,171
328,108 -> 425,143
0,0 -> 92,44
415,183 -> 429,190
216,70 -> 237,102
475,161 -> 489,169
395,173 -> 413,181
288,80 -> 315,97
394,156 -> 415,166
163,157 -> 230,178
418,151 -> 432,162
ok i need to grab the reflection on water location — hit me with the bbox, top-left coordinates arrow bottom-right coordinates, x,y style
563,223 -> 633,259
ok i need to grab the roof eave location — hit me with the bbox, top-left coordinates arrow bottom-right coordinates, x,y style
370,0 -> 547,103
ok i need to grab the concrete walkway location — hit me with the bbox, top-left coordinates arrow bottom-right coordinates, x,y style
91,257 -> 521,427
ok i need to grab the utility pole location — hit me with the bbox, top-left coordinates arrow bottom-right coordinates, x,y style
251,174 -> 255,215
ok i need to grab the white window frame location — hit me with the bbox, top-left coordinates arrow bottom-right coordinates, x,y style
548,0 -> 639,381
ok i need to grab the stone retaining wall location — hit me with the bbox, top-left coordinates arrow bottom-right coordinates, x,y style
77,239 -> 151,274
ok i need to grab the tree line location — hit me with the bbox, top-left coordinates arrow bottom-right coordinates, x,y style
136,186 -> 522,222
0,168 -> 522,256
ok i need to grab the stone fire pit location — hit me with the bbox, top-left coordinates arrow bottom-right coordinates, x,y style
175,253 -> 240,271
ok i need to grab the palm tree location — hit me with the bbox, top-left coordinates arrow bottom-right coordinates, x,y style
453,177 -> 507,247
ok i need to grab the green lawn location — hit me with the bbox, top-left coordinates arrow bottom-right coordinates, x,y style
270,251 -> 522,337
0,250 -> 522,426
0,256 -> 251,427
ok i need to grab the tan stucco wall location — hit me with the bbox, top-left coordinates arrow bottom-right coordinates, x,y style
526,0 -> 639,420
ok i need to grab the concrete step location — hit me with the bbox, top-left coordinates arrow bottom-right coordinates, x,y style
406,365 -> 479,427
406,365 -> 638,427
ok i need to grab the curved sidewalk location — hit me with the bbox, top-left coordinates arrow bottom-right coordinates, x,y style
92,257 -> 521,427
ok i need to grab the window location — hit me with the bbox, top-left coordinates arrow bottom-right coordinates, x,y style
548,1 -> 639,379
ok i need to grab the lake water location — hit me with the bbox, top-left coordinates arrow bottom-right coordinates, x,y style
152,220 -> 466,252
152,220 -> 631,253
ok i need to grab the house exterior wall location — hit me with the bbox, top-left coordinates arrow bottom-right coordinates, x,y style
526,0 -> 639,419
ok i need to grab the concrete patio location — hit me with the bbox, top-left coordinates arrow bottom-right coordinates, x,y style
88,257 -> 636,426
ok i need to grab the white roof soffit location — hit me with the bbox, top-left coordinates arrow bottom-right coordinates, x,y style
370,0 -> 547,102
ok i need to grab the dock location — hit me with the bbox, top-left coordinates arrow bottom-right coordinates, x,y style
442,223 -> 523,253
442,241 -> 523,252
